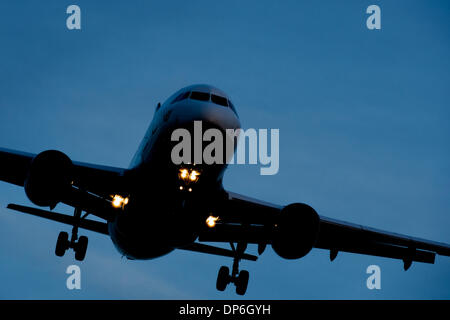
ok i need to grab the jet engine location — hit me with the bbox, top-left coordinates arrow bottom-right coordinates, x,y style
24,150 -> 73,208
271,203 -> 320,259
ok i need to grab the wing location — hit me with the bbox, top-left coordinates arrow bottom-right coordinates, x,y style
198,191 -> 450,269
0,147 -> 130,219
0,148 -> 35,187
0,147 -> 128,194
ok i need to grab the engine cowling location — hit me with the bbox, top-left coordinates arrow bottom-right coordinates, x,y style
271,203 -> 320,260
24,150 -> 73,208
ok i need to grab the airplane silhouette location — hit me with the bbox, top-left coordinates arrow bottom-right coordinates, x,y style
1,84 -> 449,295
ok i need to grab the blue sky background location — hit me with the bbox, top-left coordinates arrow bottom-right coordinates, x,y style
0,0 -> 449,299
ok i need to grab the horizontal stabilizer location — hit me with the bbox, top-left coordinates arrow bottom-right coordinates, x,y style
6,203 -> 109,236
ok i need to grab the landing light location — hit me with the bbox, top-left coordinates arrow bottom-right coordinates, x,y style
112,195 -> 129,209
179,168 -> 200,183
179,169 -> 189,180
189,170 -> 200,182
206,216 -> 219,228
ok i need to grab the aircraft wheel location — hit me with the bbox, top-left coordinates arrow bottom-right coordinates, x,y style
216,266 -> 230,291
235,270 -> 249,296
55,231 -> 69,257
74,236 -> 88,261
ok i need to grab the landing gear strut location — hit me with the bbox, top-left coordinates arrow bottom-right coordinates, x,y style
55,208 -> 89,261
216,242 -> 250,295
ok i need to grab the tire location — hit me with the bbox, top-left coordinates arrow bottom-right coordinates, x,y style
75,236 -> 88,261
216,266 -> 229,291
235,270 -> 249,296
55,231 -> 68,257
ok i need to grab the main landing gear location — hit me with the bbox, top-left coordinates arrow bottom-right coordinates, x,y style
55,208 -> 89,261
216,242 -> 250,295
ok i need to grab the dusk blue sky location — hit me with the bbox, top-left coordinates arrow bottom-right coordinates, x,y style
0,1 -> 449,299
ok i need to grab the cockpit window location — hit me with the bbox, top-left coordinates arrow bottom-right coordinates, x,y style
211,94 -> 228,107
190,91 -> 210,101
228,100 -> 237,113
171,90 -> 237,115
171,91 -> 190,104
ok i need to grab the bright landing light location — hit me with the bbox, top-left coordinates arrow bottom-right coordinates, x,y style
189,170 -> 200,182
179,168 -> 200,183
206,216 -> 219,228
112,195 -> 129,208
179,169 -> 189,180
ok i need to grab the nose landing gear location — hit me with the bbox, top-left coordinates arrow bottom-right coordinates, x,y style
54,207 -> 89,261
216,242 -> 250,295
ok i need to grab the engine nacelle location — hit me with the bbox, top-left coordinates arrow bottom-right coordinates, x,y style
24,150 -> 73,208
271,203 -> 320,260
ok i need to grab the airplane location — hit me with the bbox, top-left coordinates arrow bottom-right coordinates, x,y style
1,84 -> 449,296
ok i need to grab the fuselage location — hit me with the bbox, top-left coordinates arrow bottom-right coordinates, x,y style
108,84 -> 241,259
